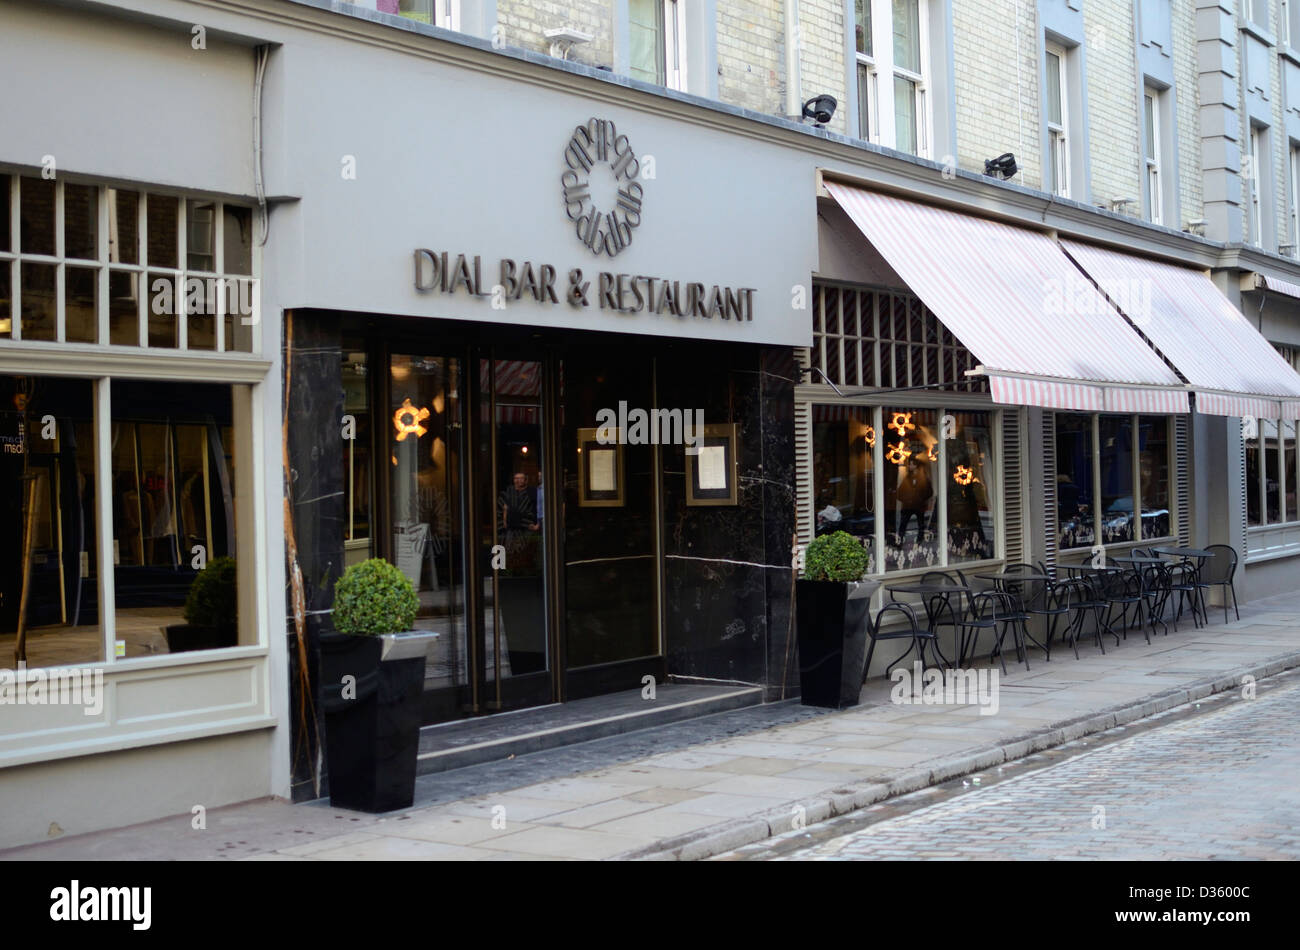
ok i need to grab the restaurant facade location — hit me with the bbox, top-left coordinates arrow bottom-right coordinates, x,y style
3,0 -> 1300,846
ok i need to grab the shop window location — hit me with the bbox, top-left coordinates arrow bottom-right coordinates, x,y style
1044,44 -> 1070,198
111,380 -> 241,659
811,404 -> 1000,574
0,178 -> 255,350
341,346 -> 373,565
812,405 -> 877,571
1057,413 -> 1176,551
946,410 -> 996,563
1245,423 -> 1262,526
1055,413 -> 1095,550
1265,418 -> 1282,523
0,375 -> 102,669
1099,415 -> 1134,544
1138,415 -> 1170,539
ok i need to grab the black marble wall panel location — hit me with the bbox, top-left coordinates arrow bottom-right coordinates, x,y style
283,310 -> 344,802
657,342 -> 796,694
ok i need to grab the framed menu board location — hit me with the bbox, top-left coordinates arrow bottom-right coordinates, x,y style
577,427 -> 624,507
686,423 -> 739,506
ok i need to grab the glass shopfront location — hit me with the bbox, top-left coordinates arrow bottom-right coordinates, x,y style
0,374 -> 247,668
812,403 -> 998,574
340,320 -> 672,722
1055,412 -> 1173,551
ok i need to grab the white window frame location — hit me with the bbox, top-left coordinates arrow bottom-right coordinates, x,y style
0,176 -> 259,352
1055,412 -> 1178,552
853,0 -> 879,142
891,0 -> 930,158
663,0 -> 687,92
1045,43 -> 1070,198
1144,88 -> 1163,225
434,0 -> 460,31
1288,142 -> 1300,256
1248,124 -> 1266,247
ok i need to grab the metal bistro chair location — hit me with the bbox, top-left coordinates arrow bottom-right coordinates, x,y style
1195,544 -> 1240,624
1001,563 -> 1061,661
969,591 -> 1032,675
1103,558 -> 1148,644
1139,562 -> 1173,637
919,571 -> 969,666
864,602 -> 941,681
1166,557 -> 1203,631
1058,572 -> 1112,659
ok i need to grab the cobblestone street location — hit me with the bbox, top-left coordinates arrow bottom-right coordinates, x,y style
719,677 -> 1300,861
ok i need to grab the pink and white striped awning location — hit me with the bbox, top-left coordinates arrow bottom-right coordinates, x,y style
1260,273 -> 1300,301
824,183 -> 1188,414
1061,240 -> 1300,420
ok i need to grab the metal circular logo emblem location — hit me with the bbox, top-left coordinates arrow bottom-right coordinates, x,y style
561,118 -> 644,258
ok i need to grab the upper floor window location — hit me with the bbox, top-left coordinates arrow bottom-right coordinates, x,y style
1288,143 -> 1300,256
1144,88 -> 1163,225
1245,0 -> 1267,26
1045,44 -> 1070,197
397,0 -> 459,29
1248,124 -> 1268,247
629,0 -> 687,91
892,0 -> 926,156
0,174 -> 256,351
855,0 -> 878,141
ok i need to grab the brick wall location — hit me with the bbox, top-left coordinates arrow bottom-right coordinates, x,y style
953,0 -> 1040,187
496,0 -> 615,69
797,0 -> 848,135
717,0 -> 788,116
1172,0 -> 1203,228
1083,0 -> 1141,207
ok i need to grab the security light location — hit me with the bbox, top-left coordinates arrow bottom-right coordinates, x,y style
802,95 -> 838,125
984,153 -> 1018,180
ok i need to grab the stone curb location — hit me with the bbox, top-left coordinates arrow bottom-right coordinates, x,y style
612,652 -> 1300,861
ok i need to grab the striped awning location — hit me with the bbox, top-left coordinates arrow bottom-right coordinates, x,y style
824,183 -> 1189,414
1061,240 -> 1300,420
1259,273 -> 1300,301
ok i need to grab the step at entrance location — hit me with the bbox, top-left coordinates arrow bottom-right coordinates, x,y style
416,683 -> 763,775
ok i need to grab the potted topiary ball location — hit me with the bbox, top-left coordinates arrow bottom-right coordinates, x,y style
166,556 -> 238,653
796,531 -> 880,708
321,558 -> 437,813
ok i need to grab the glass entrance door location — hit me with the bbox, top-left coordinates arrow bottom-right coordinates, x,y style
475,356 -> 552,711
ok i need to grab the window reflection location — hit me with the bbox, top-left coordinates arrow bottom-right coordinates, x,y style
884,408 -> 938,571
1264,419 -> 1281,523
1099,415 -> 1135,543
812,405 -> 875,572
1056,413 -> 1094,549
111,381 -> 238,657
946,410 -> 995,563
0,376 -> 101,669
1245,423 -> 1262,526
1138,416 -> 1170,539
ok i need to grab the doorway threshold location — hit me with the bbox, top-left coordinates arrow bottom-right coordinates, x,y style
416,683 -> 763,775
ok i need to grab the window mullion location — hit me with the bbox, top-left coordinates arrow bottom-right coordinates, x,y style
137,194 -> 148,348
55,181 -> 66,343
94,376 -> 117,662
1092,413 -> 1103,555
937,407 -> 948,566
97,186 -> 110,346
177,199 -> 188,351
873,405 -> 885,574
1131,414 -> 1142,541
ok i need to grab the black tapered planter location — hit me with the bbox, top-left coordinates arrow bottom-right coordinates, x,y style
796,579 -> 878,708
320,631 -> 435,813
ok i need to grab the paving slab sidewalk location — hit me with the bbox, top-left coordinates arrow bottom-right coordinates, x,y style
5,592 -> 1299,862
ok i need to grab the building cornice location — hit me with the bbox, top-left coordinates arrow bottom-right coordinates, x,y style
41,0 -> 1300,287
